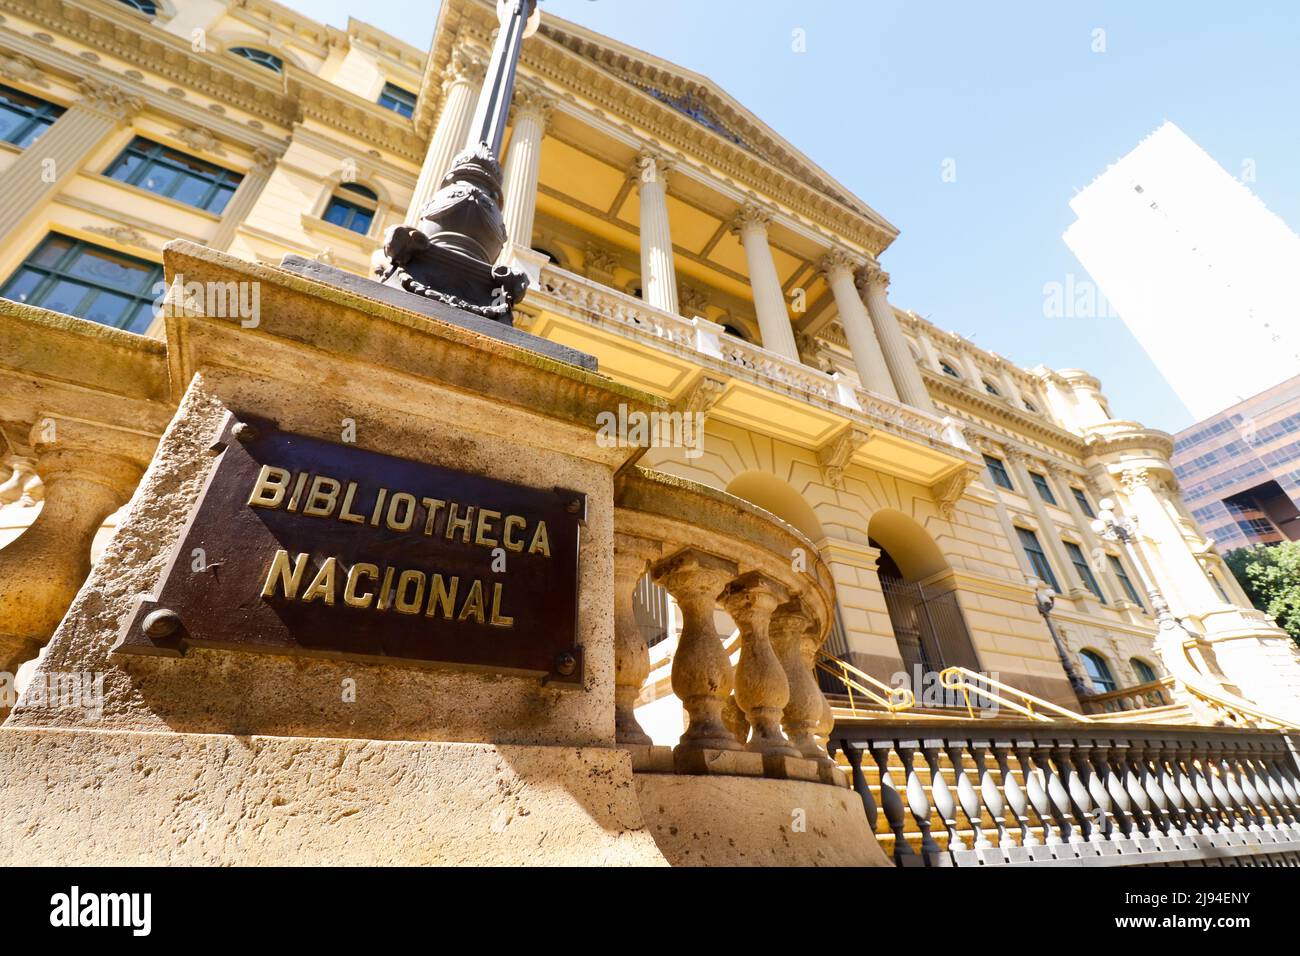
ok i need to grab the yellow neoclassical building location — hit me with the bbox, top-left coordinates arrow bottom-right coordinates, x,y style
2,0 -> 1300,867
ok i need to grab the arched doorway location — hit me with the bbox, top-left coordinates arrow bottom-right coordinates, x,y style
868,510 -> 980,679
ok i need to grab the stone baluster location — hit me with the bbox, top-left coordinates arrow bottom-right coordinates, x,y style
1180,742 -> 1227,842
0,455 -> 41,505
1035,742 -> 1081,854
947,740 -> 990,864
1160,743 -> 1200,844
1097,743 -> 1140,852
0,418 -> 148,680
836,741 -> 877,828
1243,744 -> 1294,837
897,739 -> 944,866
652,548 -> 742,753
1120,745 -> 1158,849
771,600 -> 829,764
993,741 -> 1038,861
1200,741 -> 1247,840
1257,746 -> 1300,838
612,534 -> 659,745
1014,741 -> 1061,852
869,740 -> 919,866
720,572 -> 799,758
1076,743 -> 1120,853
1138,745 -> 1177,845
1175,743 -> 1211,842
1053,742 -> 1097,850
1223,747 -> 1269,837
924,740 -> 965,860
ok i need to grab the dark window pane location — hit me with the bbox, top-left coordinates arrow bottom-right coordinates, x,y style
322,200 -> 351,227
210,183 -> 238,214
171,172 -> 213,207
350,208 -> 374,234
30,235 -> 74,267
0,269 -> 43,304
126,300 -> 158,334
83,290 -> 135,328
42,278 -> 94,315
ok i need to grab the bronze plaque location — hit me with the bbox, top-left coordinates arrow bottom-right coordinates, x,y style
114,411 -> 585,683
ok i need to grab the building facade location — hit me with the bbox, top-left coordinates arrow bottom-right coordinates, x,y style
1,0 -> 1298,729
1174,373 -> 1300,551
1063,121 -> 1300,422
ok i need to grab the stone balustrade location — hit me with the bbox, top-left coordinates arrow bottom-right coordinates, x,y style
0,299 -> 170,689
533,264 -> 971,460
832,719 -> 1300,866
613,466 -> 844,786
1081,678 -> 1177,716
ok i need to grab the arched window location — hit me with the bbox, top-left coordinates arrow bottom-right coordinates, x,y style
322,183 -> 378,235
721,323 -> 748,341
1023,399 -> 1039,413
119,0 -> 159,15
939,360 -> 961,379
1130,658 -> 1158,684
983,379 -> 1001,396
1080,650 -> 1117,692
230,47 -> 284,74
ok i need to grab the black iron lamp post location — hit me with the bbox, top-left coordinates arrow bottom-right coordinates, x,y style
376,0 -> 541,323
1029,576 -> 1094,702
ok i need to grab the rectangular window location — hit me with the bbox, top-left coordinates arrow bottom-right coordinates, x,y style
1064,540 -> 1105,602
0,83 -> 65,147
1016,526 -> 1060,593
984,454 -> 1014,491
104,137 -> 242,213
1107,554 -> 1144,610
377,82 -> 417,118
1071,487 -> 1095,518
0,233 -> 162,333
1030,471 -> 1058,505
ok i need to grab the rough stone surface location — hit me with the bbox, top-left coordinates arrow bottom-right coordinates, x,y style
635,772 -> 892,866
0,727 -> 667,865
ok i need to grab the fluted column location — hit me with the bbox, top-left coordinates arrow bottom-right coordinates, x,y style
0,79 -> 142,239
1117,468 -> 1223,613
634,152 -> 680,315
721,572 -> 799,757
499,83 -> 553,257
404,47 -> 485,225
731,204 -> 799,360
857,263 -> 937,412
818,250 -> 898,399
0,419 -> 148,677
209,146 -> 280,251
653,549 -> 741,753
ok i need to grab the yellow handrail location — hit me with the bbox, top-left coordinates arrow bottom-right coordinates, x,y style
939,666 -> 1093,723
816,654 -> 915,715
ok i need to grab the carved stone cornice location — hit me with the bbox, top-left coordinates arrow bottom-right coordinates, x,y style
931,465 -> 982,519
923,371 -> 1088,457
173,125 -> 225,156
675,375 -> 726,418
816,427 -> 872,490
82,224 -> 156,251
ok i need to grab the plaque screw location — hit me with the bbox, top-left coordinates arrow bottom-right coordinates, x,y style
555,652 -> 577,677
141,608 -> 182,639
565,499 -> 581,515
232,421 -> 258,443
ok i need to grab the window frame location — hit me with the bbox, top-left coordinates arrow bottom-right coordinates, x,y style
0,83 -> 66,149
1107,554 -> 1144,610
1063,540 -> 1106,603
983,454 -> 1014,491
1130,658 -> 1159,684
1080,650 -> 1117,693
1029,470 -> 1058,505
0,233 -> 162,334
377,82 -> 418,118
1071,486 -> 1095,518
229,46 -> 284,73
321,182 -> 380,236
1016,526 -> 1060,593
104,136 -> 243,213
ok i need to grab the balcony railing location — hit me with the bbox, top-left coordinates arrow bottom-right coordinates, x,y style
531,265 -> 974,460
832,719 -> 1300,866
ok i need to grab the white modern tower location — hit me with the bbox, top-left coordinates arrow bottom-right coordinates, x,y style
1064,122 -> 1300,421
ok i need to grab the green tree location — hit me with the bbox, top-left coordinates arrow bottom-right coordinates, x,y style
1224,542 -> 1300,644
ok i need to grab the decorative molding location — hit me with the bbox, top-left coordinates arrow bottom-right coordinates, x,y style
510,79 -> 555,126
816,427 -> 872,490
816,247 -> 858,280
173,125 -> 226,156
675,375 -> 726,418
0,50 -> 46,86
931,465 -> 982,520
730,201 -> 772,235
76,78 -> 144,120
83,224 -> 156,251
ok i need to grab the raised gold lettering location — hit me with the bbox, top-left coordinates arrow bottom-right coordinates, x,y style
426,574 -> 459,619
260,549 -> 309,599
387,492 -> 417,532
287,471 -> 308,512
338,482 -> 366,524
502,515 -> 526,552
247,465 -> 291,509
394,569 -> 426,615
369,488 -> 388,526
489,582 -> 513,628
301,556 -> 338,604
303,475 -> 341,517
528,520 -> 551,557
445,503 -> 475,544
474,508 -> 501,547
421,497 -> 446,536
457,578 -> 485,624
343,562 -> 378,608
376,565 -> 396,611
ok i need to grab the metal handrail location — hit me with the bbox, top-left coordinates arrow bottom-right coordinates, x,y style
816,654 -> 915,716
939,666 -> 1093,723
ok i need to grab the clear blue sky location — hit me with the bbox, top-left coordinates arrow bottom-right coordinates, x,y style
285,0 -> 1300,434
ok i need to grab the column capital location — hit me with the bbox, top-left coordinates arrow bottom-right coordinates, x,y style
75,78 -> 144,121
630,150 -> 674,189
816,247 -> 862,282
251,145 -> 281,173
1119,467 -> 1151,493
510,80 -> 555,127
854,261 -> 890,295
730,201 -> 773,236
444,44 -> 488,89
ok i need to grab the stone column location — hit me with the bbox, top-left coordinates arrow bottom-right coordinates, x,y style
731,204 -> 799,361
1005,449 -> 1077,596
0,419 -> 148,677
499,83 -> 553,260
857,263 -> 937,412
634,152 -> 680,316
404,47 -> 485,225
208,146 -> 280,251
818,250 -> 898,400
0,78 -> 142,239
